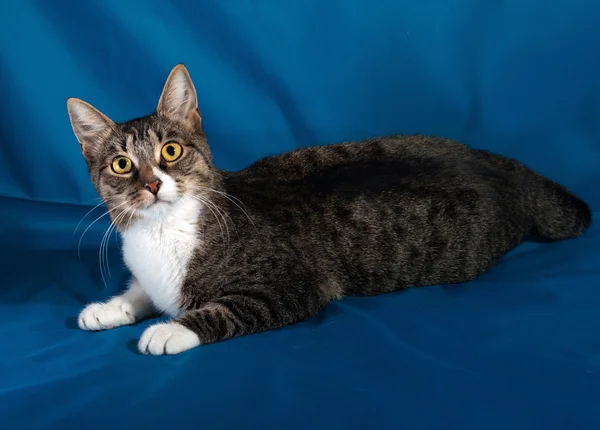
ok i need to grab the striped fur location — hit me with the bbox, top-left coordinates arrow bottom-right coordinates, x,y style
68,65 -> 591,354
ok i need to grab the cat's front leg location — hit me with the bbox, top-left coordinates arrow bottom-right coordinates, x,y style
78,278 -> 156,331
138,287 -> 325,355
138,321 -> 201,355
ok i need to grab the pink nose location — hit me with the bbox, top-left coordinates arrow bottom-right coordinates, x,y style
144,180 -> 162,195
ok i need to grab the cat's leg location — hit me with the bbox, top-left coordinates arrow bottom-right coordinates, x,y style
138,287 -> 326,355
78,278 -> 156,331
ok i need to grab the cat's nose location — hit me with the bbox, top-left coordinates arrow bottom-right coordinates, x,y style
144,179 -> 162,195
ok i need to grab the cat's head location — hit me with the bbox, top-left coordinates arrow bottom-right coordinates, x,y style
67,64 -> 215,228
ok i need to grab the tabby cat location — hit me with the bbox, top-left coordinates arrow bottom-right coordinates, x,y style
67,64 -> 591,355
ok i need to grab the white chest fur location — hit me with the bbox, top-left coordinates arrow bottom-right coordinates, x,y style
121,197 -> 201,316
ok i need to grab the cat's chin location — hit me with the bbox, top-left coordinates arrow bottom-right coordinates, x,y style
139,198 -> 175,218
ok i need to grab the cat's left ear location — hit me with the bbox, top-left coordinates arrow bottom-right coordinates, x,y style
67,98 -> 115,160
157,64 -> 201,128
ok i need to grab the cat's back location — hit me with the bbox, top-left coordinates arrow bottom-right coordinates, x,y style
233,134 -> 471,181
218,135 -> 514,290
223,134 -> 485,202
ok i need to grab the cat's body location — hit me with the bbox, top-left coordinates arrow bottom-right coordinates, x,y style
67,65 -> 591,355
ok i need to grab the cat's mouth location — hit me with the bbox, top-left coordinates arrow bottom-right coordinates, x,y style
139,194 -> 178,213
150,198 -> 167,207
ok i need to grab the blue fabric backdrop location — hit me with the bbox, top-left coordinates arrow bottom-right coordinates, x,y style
1,1 -> 599,429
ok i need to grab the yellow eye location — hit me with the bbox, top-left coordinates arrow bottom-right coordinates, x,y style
111,156 -> 132,174
161,142 -> 183,162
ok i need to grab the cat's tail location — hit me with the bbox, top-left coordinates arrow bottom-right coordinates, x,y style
530,177 -> 591,240
474,149 -> 591,240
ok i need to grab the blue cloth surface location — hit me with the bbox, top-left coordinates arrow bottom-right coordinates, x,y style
1,1 -> 599,429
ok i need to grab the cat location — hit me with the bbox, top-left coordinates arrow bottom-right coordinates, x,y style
67,64 -> 591,355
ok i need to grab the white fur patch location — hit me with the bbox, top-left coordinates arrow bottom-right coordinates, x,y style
78,279 -> 154,331
138,322 -> 201,355
121,184 -> 201,316
79,301 -> 134,331
152,167 -> 178,202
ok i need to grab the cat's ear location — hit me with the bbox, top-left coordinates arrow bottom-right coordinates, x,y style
67,98 -> 115,159
157,64 -> 201,127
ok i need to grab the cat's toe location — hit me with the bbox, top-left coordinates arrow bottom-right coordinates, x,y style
138,322 -> 200,355
78,300 -> 136,331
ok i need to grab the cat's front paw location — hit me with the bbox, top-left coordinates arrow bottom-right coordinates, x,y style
138,322 -> 200,355
78,299 -> 136,331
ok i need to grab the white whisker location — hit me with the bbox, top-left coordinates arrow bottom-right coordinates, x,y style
99,206 -> 130,289
125,207 -> 137,231
188,194 -> 230,249
105,212 -> 123,278
196,185 -> 258,234
98,221 -> 112,289
73,201 -> 106,237
72,195 -> 119,237
205,197 -> 231,244
78,200 -> 129,259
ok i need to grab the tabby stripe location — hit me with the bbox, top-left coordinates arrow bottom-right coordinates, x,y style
210,297 -> 256,331
212,308 -> 231,339
217,306 -> 244,337
205,309 -> 232,342
223,289 -> 277,320
201,311 -> 218,336
215,296 -> 267,332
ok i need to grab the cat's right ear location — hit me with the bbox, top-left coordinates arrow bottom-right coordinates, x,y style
67,98 -> 115,159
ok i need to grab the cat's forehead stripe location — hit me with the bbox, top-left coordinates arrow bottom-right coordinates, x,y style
147,128 -> 161,144
121,134 -> 133,152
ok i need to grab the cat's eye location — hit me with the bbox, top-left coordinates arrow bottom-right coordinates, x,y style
161,142 -> 183,162
111,156 -> 133,174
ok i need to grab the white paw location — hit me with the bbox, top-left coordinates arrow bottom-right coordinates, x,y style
78,299 -> 136,331
138,322 -> 200,355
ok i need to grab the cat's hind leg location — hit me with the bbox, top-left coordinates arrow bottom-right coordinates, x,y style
78,278 -> 156,331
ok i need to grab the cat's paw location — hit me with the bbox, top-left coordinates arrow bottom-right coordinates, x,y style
138,322 -> 200,355
78,299 -> 136,331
